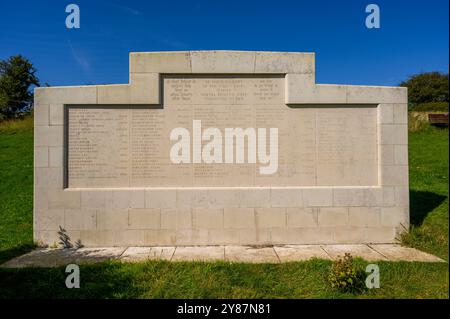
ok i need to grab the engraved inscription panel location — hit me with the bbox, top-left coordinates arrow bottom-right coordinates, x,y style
67,76 -> 378,188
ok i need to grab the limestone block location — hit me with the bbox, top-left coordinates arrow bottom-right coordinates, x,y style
34,230 -> 60,246
303,188 -> 333,207
312,85 -> 348,103
116,230 -> 145,246
332,227 -> 366,244
254,52 -> 314,74
395,187 -> 410,207
81,191 -> 110,209
34,86 -> 97,104
145,189 -> 176,208
380,124 -> 408,145
224,208 -> 255,229
48,189 -> 81,209
191,51 -> 255,73
208,229 -> 240,245
178,189 -> 214,209
96,209 -> 129,230
160,208 -> 193,230
64,209 -> 96,231
286,208 -> 317,227
130,73 -> 159,104
34,126 -> 63,147
348,207 -> 380,227
176,189 -> 206,209
49,146 -> 63,168
379,144 -> 394,166
130,51 -> 191,73
393,103 -> 408,124
35,168 -> 63,188
380,207 -> 409,227
35,209 -> 64,231
35,147 -> 49,168
270,227 -> 334,244
378,104 -> 394,124
130,190 -> 145,208
365,187 -> 384,207
49,104 -> 64,126
380,165 -> 409,186
285,73 -> 315,103
394,145 -> 408,165
128,208 -> 161,229
193,208 -> 223,229
239,188 -> 271,208
207,188 -> 240,208
176,229 -> 209,245
318,207 -> 348,226
346,86 -> 407,104
270,188 -> 303,207
97,84 -> 130,104
255,208 -> 286,228
285,77 -> 347,104
143,230 -> 176,246
238,228 -> 271,245
79,230 -> 115,246
333,188 -> 367,207
34,104 -> 49,126
107,190 -> 132,209
34,187 -> 49,210
382,187 -> 396,207
364,227 -> 396,243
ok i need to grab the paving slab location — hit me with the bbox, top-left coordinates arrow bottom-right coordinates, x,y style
171,246 -> 225,262
274,245 -> 331,262
1,247 -> 126,268
369,244 -> 445,262
321,244 -> 387,261
120,247 -> 175,262
225,246 -> 279,263
1,244 -> 445,267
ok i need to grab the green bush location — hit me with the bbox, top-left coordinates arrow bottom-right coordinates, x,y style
327,253 -> 366,293
413,102 -> 449,112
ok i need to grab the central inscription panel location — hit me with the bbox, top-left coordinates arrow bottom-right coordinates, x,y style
66,75 -> 378,188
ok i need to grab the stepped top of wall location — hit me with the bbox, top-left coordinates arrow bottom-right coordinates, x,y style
129,50 -> 315,74
34,51 -> 407,106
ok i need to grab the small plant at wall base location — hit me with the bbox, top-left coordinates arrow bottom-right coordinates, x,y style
327,253 -> 366,293
57,226 -> 73,249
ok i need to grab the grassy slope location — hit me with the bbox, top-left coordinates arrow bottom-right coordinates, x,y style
0,117 -> 448,298
0,117 -> 34,263
403,125 -> 449,259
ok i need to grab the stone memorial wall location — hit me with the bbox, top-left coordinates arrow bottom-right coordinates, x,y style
34,51 -> 409,246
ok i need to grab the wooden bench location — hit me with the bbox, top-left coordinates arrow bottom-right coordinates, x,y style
428,113 -> 449,127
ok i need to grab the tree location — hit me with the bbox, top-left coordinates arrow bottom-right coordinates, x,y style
0,55 -> 40,119
400,72 -> 449,106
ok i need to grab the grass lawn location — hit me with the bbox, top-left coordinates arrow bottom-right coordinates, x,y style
0,116 -> 448,299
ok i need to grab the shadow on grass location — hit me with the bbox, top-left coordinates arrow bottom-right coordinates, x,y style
0,243 -> 34,265
410,190 -> 447,226
0,261 -> 143,298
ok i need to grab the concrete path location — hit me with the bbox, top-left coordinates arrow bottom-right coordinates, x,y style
1,244 -> 444,268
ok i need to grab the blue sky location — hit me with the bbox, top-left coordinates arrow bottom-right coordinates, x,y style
0,0 -> 448,87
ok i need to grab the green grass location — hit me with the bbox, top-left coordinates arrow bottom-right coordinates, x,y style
0,117 -> 34,264
402,125 -> 449,259
0,116 -> 448,299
